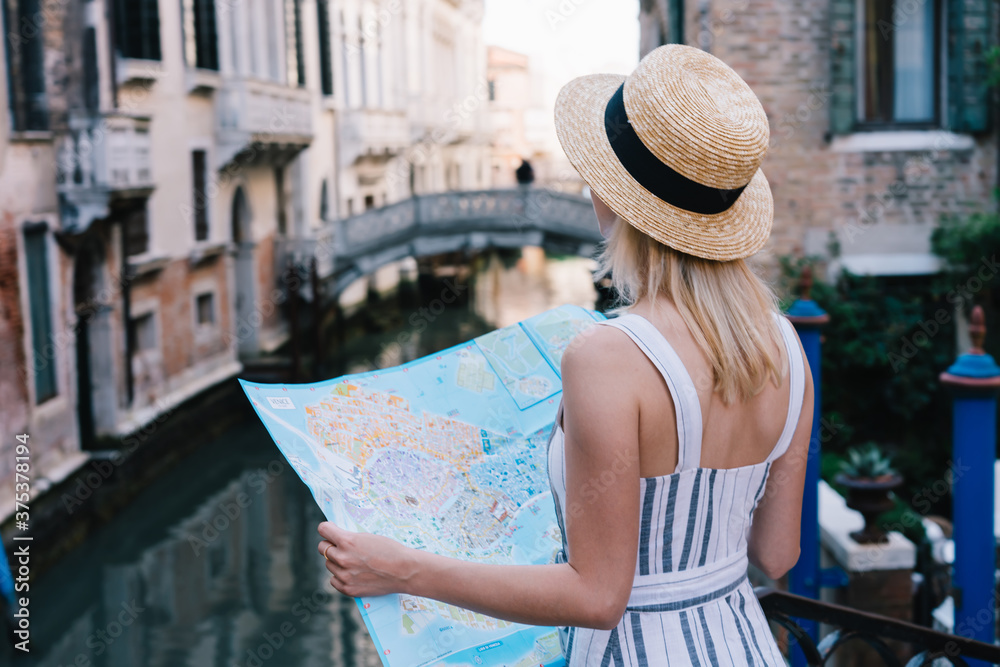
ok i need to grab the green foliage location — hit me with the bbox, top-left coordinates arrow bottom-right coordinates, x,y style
839,442 -> 897,479
879,498 -> 928,545
779,255 -> 957,514
931,211 -> 1000,279
987,45 -> 1000,88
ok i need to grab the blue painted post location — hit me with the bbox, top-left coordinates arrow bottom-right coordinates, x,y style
940,305 -> 999,667
785,267 -> 829,667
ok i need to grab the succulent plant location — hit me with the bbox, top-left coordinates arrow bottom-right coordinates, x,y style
839,442 -> 898,480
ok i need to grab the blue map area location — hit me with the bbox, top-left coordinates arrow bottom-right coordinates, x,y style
240,305 -> 605,667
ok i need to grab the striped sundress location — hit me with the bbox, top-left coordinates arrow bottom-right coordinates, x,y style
547,312 -> 805,666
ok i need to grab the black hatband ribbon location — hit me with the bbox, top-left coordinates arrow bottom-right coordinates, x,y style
604,83 -> 748,215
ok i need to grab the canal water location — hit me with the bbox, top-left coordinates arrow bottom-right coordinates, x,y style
23,251 -> 598,667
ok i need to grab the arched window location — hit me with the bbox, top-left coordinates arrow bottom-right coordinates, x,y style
231,186 -> 251,243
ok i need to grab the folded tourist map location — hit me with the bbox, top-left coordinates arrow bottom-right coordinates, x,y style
239,304 -> 606,667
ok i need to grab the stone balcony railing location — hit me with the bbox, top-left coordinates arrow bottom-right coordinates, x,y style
338,108 -> 410,167
216,78 -> 314,169
56,111 -> 154,232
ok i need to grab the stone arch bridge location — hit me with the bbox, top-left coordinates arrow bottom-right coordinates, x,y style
281,188 -> 603,299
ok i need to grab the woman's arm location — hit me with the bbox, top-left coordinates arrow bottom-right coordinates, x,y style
317,326 -> 642,630
746,328 -> 815,580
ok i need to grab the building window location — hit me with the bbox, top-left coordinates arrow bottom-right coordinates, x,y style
183,0 -> 218,71
83,27 -> 99,112
358,16 -> 367,107
317,0 -> 334,95
4,0 -> 49,131
24,224 -> 56,403
124,205 -> 150,256
113,0 -> 161,61
859,0 -> 938,125
129,312 -> 156,352
340,12 -> 350,106
195,292 -> 215,325
286,0 -> 305,87
192,150 -> 209,241
319,180 -> 329,221
376,23 -> 384,108
275,166 -> 287,235
364,194 -> 375,211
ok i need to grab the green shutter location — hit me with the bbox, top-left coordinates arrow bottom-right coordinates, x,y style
830,0 -> 856,135
668,0 -> 683,45
24,225 -> 56,403
947,0 -> 991,133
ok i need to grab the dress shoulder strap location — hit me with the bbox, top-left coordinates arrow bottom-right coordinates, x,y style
766,314 -> 807,463
598,314 -> 704,472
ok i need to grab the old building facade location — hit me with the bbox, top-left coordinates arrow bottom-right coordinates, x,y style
639,0 -> 996,277
334,0 -> 491,214
0,0 -> 489,523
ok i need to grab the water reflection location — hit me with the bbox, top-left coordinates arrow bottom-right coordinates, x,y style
24,251 -> 597,667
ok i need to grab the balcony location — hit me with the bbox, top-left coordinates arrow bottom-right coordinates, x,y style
338,108 -> 410,167
57,112 -> 154,233
216,78 -> 313,169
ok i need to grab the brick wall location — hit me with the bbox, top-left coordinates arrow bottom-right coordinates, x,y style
130,254 -> 233,389
0,222 -> 28,433
641,0 -> 998,266
255,233 -> 284,334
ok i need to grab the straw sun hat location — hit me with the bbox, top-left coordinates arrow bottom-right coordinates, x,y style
555,44 -> 772,262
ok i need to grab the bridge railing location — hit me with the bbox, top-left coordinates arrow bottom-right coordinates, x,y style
335,188 -> 601,261
276,223 -> 338,278
275,188 -> 603,297
756,587 -> 1000,666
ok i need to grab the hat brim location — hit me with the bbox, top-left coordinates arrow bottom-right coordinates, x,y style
554,74 -> 773,261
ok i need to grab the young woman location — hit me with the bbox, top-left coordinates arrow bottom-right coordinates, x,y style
317,43 -> 814,665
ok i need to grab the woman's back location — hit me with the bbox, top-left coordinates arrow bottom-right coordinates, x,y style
546,301 -> 812,666
627,298 -> 798,477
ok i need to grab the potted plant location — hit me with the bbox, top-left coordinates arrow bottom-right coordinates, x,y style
834,442 -> 904,545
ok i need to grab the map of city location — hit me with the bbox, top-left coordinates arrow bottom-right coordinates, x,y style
239,305 -> 605,667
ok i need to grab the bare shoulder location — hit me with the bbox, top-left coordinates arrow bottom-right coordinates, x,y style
560,324 -> 646,399
560,323 -> 643,451
561,324 -> 640,372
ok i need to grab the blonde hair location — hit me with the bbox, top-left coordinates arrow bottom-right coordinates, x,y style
596,217 -> 787,405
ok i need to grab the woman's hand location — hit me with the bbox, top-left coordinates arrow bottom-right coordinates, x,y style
317,522 -> 416,598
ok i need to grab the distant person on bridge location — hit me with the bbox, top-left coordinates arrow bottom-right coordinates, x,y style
515,158 -> 535,185
317,44 -> 813,666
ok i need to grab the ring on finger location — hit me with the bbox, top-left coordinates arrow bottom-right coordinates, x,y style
324,544 -> 335,561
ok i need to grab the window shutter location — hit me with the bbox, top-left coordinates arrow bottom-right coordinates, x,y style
317,0 -> 334,95
667,0 -> 683,45
293,0 -> 305,87
193,0 -> 218,71
24,224 -> 57,404
829,0 -> 856,135
947,0 -> 991,133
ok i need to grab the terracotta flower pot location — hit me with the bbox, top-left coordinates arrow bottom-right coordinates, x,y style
834,473 -> 904,545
